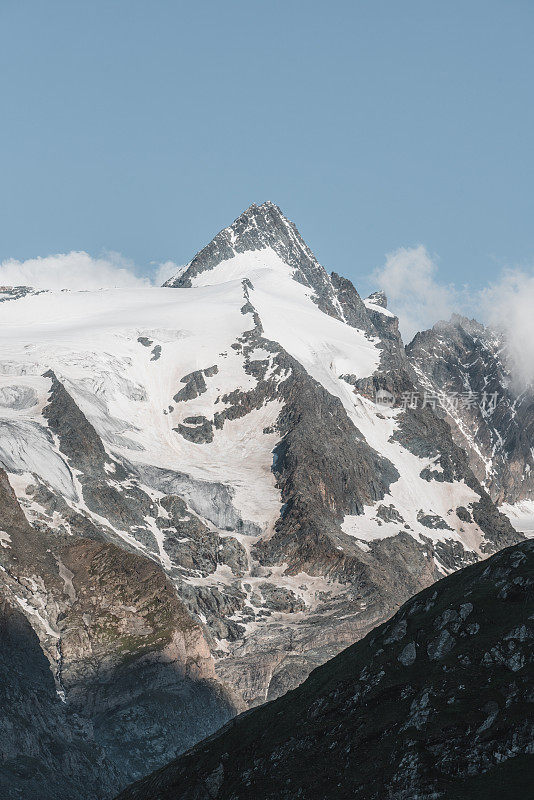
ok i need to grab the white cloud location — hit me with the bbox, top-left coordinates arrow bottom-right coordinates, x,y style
152,260 -> 182,286
480,268 -> 534,387
372,245 -> 462,342
0,251 -> 150,290
373,245 -> 534,387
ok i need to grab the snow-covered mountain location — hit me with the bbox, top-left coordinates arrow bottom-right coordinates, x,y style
0,202 -> 528,797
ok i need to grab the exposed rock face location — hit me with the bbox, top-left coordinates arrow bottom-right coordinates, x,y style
173,367 -> 218,404
0,469 -> 236,799
0,596 -> 120,800
407,315 -> 534,504
43,368 -> 109,474
115,540 -> 534,800
366,289 -> 387,307
0,285 -> 45,302
329,272 -> 376,334
332,274 -> 416,399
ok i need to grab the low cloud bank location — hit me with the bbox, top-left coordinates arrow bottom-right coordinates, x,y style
0,251 -> 150,290
481,269 -> 534,387
372,245 -> 465,341
152,260 -> 181,285
0,250 -> 183,291
373,246 -> 534,387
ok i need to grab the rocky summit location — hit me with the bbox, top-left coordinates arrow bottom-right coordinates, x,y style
0,202 -> 531,797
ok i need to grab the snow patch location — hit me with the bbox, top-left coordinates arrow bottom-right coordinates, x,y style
500,500 -> 534,538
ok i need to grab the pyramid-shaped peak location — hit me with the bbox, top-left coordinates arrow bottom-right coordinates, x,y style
245,200 -> 289,218
242,200 -> 281,214
223,201 -> 302,243
240,200 -> 285,216
163,202 -> 334,305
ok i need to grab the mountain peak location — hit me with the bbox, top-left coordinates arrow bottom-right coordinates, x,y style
163,202 -> 340,315
226,200 -> 299,246
366,290 -> 388,309
448,313 -> 486,336
163,201 -> 317,289
241,199 -> 282,216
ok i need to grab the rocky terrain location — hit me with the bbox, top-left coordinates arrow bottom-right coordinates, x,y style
0,202 -> 530,796
408,314 -> 534,505
115,538 -> 534,800
0,469 -> 236,799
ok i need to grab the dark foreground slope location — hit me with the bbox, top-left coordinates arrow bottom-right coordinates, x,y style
117,540 -> 534,800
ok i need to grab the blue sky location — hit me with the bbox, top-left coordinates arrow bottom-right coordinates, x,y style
1,0 -> 533,308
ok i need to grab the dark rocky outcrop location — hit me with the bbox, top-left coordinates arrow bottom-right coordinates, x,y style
43,369 -> 109,475
175,416 -> 214,444
115,540 -> 534,800
173,368 -> 216,404
329,272 -> 376,335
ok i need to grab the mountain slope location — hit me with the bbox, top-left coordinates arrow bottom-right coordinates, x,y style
0,202 -> 526,791
0,469 -> 236,799
115,539 -> 534,800
407,314 -> 534,506
0,595 -> 120,800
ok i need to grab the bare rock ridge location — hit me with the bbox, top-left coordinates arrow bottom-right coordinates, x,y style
115,539 -> 534,800
366,289 -> 387,307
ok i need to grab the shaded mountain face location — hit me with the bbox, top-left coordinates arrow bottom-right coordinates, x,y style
0,469 -> 235,800
115,539 -> 534,800
407,315 -> 534,505
0,202 -> 527,795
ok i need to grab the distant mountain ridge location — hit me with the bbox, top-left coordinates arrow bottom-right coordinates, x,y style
407,313 -> 534,505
